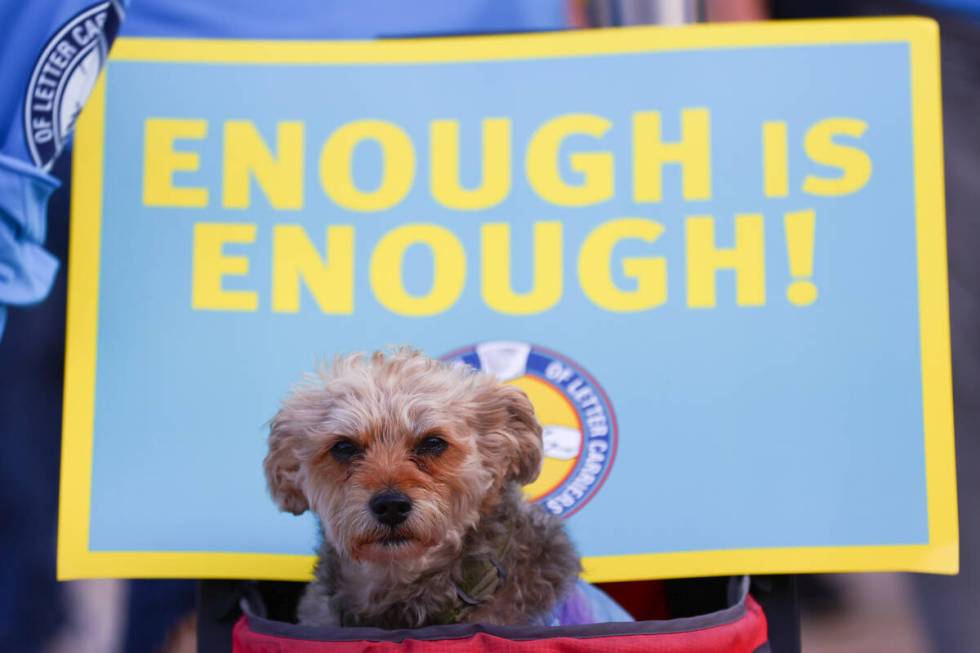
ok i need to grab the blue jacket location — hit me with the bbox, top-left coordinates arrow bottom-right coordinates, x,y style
0,0 -> 126,334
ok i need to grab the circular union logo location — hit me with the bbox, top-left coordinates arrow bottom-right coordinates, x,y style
443,341 -> 616,518
23,1 -> 123,170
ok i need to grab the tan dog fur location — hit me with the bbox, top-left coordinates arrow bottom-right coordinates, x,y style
264,348 -> 580,628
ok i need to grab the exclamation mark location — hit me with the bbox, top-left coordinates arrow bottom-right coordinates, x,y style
784,209 -> 817,306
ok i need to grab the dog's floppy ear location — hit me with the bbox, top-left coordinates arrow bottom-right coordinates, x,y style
264,411 -> 310,515
479,383 -> 544,486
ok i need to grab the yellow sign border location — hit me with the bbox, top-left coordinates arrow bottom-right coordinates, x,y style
59,17 -> 957,581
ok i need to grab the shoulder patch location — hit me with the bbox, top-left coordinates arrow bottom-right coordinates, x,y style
24,1 -> 123,169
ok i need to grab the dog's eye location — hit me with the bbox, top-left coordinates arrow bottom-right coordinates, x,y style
415,435 -> 448,456
330,439 -> 361,463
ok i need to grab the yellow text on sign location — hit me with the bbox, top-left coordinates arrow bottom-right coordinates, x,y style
141,113 -> 869,211
190,215 -> 793,316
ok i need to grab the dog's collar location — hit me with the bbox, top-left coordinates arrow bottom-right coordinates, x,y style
433,552 -> 508,625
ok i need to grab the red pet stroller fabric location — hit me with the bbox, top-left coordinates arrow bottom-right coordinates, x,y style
233,577 -> 769,652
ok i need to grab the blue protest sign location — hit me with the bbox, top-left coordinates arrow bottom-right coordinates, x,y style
59,18 -> 957,581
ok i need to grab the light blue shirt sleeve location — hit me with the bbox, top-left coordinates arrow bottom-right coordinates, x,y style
0,0 -> 126,338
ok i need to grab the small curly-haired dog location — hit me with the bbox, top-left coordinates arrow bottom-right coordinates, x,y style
264,348 -> 628,628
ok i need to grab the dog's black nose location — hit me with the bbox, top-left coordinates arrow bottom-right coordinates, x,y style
369,490 -> 412,526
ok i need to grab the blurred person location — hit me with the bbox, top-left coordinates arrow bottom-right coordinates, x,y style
1,3 -> 129,649
0,1 -> 126,340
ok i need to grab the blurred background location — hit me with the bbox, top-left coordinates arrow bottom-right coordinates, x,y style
1,0 -> 975,651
